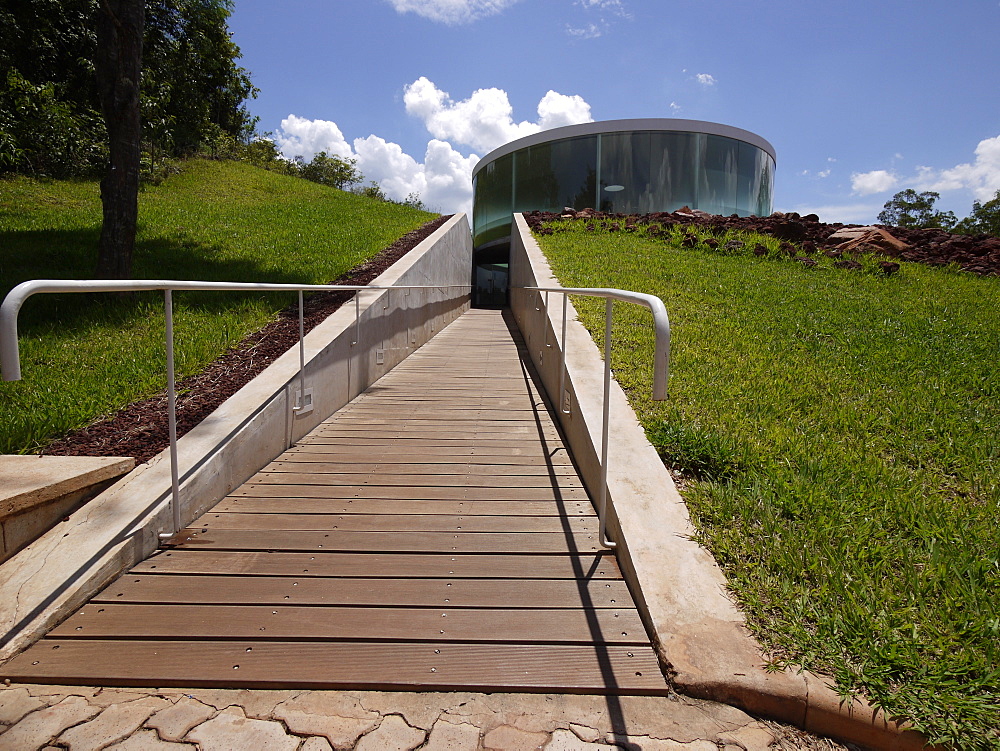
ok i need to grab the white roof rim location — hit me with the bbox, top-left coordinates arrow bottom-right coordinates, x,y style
471,118 -> 777,179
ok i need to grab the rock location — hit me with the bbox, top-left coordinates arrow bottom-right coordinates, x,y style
0,687 -> 47,725
58,697 -> 171,751
879,260 -> 901,274
145,697 -> 215,742
771,220 -> 807,241
423,719 -> 480,750
184,707 -> 299,750
354,715 -> 426,751
0,695 -> 99,750
482,724 -> 550,750
837,228 -> 909,256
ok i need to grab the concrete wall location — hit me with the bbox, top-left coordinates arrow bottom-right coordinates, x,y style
0,214 -> 472,662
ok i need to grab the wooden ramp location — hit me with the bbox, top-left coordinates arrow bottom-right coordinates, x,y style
3,309 -> 668,694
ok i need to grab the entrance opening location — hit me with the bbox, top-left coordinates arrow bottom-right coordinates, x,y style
472,241 -> 510,308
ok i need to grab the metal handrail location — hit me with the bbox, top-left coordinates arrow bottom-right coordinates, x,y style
520,285 -> 670,549
1,279 -> 469,541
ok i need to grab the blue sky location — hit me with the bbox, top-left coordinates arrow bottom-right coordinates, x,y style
228,0 -> 1000,223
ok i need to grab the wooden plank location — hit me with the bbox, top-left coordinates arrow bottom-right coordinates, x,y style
212,499 -> 593,517
195,513 -> 597,533
167,529 -> 602,554
284,446 -> 573,462
263,462 -> 580,477
298,434 -> 565,455
51,604 -> 648,644
131,551 -> 622,579
232,486 -> 586,501
91,575 -> 635,608
278,451 -> 575,465
1,640 -> 667,694
289,441 -> 570,455
249,473 -> 584,489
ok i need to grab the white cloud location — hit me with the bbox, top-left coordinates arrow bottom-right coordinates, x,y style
272,78 -> 593,215
575,0 -> 630,17
566,22 -> 604,38
537,90 -> 593,130
272,115 -> 352,160
669,101 -> 682,115
403,76 -> 592,153
851,169 -> 898,195
695,73 -> 716,87
914,135 -> 1000,201
817,169 -> 831,179
788,202 -> 882,225
384,0 -> 519,24
848,135 -> 1000,203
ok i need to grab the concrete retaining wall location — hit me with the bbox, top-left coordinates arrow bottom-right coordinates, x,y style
0,214 -> 472,662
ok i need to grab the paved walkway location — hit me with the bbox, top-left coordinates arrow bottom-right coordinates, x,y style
0,683 -> 837,750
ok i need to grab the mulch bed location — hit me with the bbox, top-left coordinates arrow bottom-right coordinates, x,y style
41,215 -> 452,463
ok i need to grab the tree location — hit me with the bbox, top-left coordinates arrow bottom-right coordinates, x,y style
878,189 -> 957,230
94,0 -> 144,279
0,0 -> 258,179
953,190 -> 1000,237
297,151 -> 362,189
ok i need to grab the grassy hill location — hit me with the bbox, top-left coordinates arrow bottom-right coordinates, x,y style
0,160 -> 436,454
537,219 -> 1000,750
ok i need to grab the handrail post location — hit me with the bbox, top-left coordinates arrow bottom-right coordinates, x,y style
161,289 -> 181,540
292,290 -> 306,412
599,297 -> 617,549
559,292 -> 569,414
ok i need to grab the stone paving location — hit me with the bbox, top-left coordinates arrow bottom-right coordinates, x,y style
0,683 -> 850,750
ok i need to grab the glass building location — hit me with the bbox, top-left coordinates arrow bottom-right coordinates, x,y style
470,119 -> 776,305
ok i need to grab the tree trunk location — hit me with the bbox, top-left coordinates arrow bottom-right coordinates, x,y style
94,0 -> 144,279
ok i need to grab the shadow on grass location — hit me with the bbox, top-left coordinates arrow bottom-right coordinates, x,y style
1,227 -> 311,332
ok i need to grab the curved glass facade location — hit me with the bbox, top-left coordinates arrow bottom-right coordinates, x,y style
472,119 -> 776,249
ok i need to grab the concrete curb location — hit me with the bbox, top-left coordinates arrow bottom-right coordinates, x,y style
0,214 -> 472,664
509,214 -> 932,751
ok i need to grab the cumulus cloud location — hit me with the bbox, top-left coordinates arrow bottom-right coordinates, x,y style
849,135 -> 1000,202
273,115 -> 352,160
403,76 -> 592,153
272,78 -> 593,216
695,73 -> 716,86
851,169 -> 898,195
384,0 -> 519,24
914,134 -> 1000,201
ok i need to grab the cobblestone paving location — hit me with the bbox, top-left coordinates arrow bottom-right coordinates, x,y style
0,684 -> 851,750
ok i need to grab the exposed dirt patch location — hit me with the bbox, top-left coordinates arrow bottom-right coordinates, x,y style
525,208 -> 1000,277
41,215 -> 452,463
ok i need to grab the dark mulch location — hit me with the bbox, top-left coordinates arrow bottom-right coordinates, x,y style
525,209 -> 1000,277
41,215 -> 452,463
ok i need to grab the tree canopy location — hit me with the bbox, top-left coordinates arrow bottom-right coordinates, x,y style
878,188 -> 1000,237
0,0 -> 257,178
953,190 -> 1000,237
878,189 -> 957,230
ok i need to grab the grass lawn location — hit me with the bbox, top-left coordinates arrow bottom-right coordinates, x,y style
0,159 -> 435,454
538,220 -> 1000,750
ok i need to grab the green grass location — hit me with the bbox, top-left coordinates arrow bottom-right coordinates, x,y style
537,219 -> 1000,750
0,160 -> 435,453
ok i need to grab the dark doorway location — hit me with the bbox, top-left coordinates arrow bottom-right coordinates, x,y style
472,241 -> 510,308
